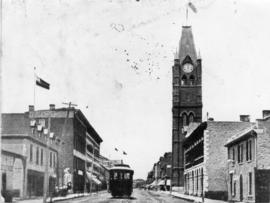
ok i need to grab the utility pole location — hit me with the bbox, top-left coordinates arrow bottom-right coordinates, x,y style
43,116 -> 51,203
0,0 -> 5,201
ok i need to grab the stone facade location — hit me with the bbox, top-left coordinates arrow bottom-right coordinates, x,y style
184,121 -> 253,201
225,112 -> 270,203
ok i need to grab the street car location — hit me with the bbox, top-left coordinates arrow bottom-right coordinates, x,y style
109,164 -> 134,198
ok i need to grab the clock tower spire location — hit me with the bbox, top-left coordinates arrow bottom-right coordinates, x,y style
171,26 -> 202,187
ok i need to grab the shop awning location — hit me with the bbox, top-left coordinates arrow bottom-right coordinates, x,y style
158,180 -> 165,186
165,179 -> 171,186
86,172 -> 102,185
149,180 -> 158,186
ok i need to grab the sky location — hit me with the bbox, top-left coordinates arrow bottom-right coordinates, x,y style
2,0 -> 270,179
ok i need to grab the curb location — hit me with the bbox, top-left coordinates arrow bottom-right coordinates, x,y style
171,194 -> 196,202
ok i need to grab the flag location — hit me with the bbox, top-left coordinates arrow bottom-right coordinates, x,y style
123,151 -> 127,155
188,2 -> 197,13
36,75 -> 50,90
115,148 -> 118,151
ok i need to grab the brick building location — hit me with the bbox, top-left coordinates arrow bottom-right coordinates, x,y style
183,120 -> 253,201
225,111 -> 270,203
2,104 -> 104,196
27,104 -> 103,193
172,25 -> 202,187
1,110 -> 59,198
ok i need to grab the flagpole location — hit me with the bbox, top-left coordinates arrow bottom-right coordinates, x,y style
34,67 -> 36,107
186,3 -> 189,26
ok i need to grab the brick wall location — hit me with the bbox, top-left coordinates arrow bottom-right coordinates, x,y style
256,119 -> 270,169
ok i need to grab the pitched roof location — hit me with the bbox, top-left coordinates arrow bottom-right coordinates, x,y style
184,121 -> 255,145
224,125 -> 256,147
178,26 -> 197,64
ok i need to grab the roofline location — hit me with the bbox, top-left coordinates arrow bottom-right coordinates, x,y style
75,110 -> 103,143
183,122 -> 207,146
224,127 -> 256,147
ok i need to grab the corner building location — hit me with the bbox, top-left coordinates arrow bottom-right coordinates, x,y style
172,26 -> 202,187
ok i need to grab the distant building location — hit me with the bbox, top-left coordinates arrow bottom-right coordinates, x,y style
183,120 -> 253,201
146,152 -> 172,190
172,25 -> 202,187
225,111 -> 270,203
2,109 -> 59,198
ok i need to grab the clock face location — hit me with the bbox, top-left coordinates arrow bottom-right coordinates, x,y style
182,63 -> 194,73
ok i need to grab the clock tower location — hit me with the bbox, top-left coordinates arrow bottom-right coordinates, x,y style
172,26 -> 202,187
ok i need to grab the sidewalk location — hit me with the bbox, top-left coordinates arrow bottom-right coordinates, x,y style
158,190 -> 228,203
14,192 -> 103,203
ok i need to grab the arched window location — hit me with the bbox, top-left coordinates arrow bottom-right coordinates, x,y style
181,75 -> 187,85
189,113 -> 195,124
182,113 -> 188,126
190,75 -> 195,85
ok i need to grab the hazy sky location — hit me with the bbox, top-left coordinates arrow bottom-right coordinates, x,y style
2,0 -> 270,179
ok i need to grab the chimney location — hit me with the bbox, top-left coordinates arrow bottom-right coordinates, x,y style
208,117 -> 214,121
262,110 -> 270,119
240,115 -> 250,122
49,104 -> 55,110
29,105 -> 35,112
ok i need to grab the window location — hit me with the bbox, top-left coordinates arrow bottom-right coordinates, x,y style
237,145 -> 240,163
124,172 -> 131,180
41,148 -> 43,166
240,144 -> 244,163
246,140 -> 252,161
246,141 -> 249,161
230,174 -> 233,195
181,75 -> 187,85
189,113 -> 194,123
54,153 -> 56,168
36,147 -> 39,165
232,147 -> 235,162
238,144 -> 244,163
249,172 -> 252,195
182,113 -> 188,126
190,75 -> 195,85
249,140 -> 252,161
50,152 -> 52,167
233,181 -> 236,196
30,144 -> 33,162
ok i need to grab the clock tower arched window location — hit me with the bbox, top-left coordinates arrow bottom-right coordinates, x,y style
181,75 -> 187,85
182,113 -> 188,126
189,75 -> 195,85
189,113 -> 194,123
